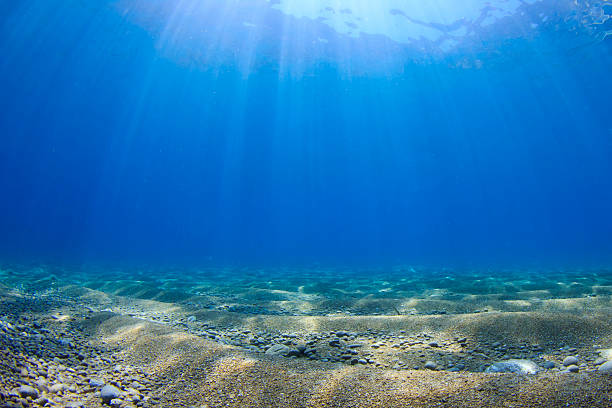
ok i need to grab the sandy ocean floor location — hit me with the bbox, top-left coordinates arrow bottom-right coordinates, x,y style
2,265 -> 612,407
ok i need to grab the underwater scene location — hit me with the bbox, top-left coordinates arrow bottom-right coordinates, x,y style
1,0 -> 612,407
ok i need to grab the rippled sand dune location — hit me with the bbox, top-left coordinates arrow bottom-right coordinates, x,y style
2,267 -> 612,407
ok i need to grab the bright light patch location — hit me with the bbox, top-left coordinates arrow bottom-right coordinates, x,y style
266,0 -> 541,44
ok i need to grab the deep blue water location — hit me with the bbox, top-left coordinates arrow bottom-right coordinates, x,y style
0,0 -> 611,268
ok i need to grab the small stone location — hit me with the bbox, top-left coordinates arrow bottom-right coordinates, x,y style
542,361 -> 555,369
286,349 -> 301,357
109,398 -> 123,407
34,397 -> 48,405
567,365 -> 579,373
563,356 -> 578,366
49,383 -> 64,393
424,361 -> 437,370
18,385 -> 39,398
598,361 -> 612,373
594,357 -> 607,366
101,384 -> 121,403
428,342 -> 439,348
90,378 -> 105,388
265,344 -> 292,357
485,359 -> 540,375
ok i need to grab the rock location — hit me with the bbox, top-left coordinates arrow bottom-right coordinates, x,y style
485,359 -> 540,375
265,344 -> 292,357
594,357 -> 607,366
109,398 -> 123,407
328,339 -> 342,348
598,361 -> 612,373
101,384 -> 121,403
542,361 -> 555,369
286,349 -> 301,357
49,383 -> 64,393
563,356 -> 578,366
64,402 -> 84,408
34,397 -> 48,406
89,378 -> 105,388
35,378 -> 48,392
567,365 -> 579,373
428,342 -> 439,348
17,385 -> 39,398
424,361 -> 437,370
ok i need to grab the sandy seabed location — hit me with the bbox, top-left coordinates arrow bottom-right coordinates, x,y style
2,268 -> 612,407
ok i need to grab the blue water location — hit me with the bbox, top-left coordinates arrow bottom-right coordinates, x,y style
1,0 -> 611,269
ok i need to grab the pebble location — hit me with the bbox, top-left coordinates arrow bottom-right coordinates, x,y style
424,361 -> 437,370
563,356 -> 578,366
598,361 -> 612,373
594,357 -> 607,366
265,344 -> 292,357
90,377 -> 105,388
567,365 -> 580,373
485,359 -> 540,375
17,385 -> 39,398
101,384 -> 122,403
110,398 -> 123,407
49,383 -> 64,393
34,397 -> 48,405
64,402 -> 85,408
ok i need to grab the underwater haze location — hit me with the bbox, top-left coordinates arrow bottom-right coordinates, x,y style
1,0 -> 612,268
